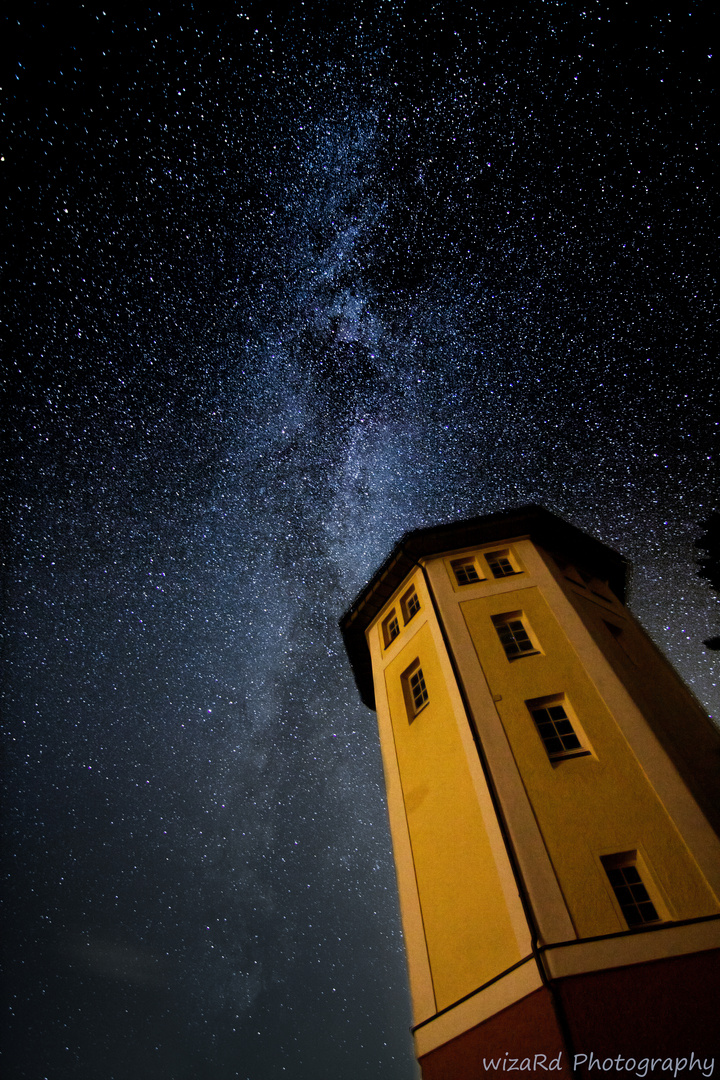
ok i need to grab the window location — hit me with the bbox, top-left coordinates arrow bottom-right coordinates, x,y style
566,566 -> 612,603
527,696 -> 588,761
409,667 -> 429,713
601,853 -> 662,928
382,609 -> 400,649
486,549 -> 519,578
492,613 -> 539,659
402,660 -> 429,720
603,620 -> 639,666
401,585 -> 421,624
451,557 -> 482,586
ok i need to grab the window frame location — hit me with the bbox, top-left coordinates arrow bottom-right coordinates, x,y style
400,585 -> 421,625
402,659 -> 429,721
450,556 -> 484,587
526,694 -> 591,763
492,611 -> 541,660
603,619 -> 640,666
600,851 -> 666,929
381,608 -> 401,649
484,548 -> 522,579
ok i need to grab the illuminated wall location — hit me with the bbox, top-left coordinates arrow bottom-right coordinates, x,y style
342,509 -> 720,1073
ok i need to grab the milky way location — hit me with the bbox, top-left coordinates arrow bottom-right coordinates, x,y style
3,4 -> 718,1078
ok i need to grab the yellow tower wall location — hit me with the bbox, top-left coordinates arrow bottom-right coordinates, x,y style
368,571 -> 531,1018
343,509 -> 720,1069
459,581 -> 720,938
539,545 -> 720,839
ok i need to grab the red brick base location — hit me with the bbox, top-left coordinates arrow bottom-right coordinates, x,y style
418,950 -> 720,1080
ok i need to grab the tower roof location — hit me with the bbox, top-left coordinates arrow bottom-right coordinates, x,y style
340,505 -> 630,710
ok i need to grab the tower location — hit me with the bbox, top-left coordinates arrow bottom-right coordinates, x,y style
340,507 -> 720,1076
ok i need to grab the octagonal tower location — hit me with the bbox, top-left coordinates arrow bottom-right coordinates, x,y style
341,506 -> 720,1076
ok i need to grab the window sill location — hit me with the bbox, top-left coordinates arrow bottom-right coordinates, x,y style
550,750 -> 592,764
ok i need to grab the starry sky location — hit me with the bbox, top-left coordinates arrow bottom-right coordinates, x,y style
2,3 -> 718,1078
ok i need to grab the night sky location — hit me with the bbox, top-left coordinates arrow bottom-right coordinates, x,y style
2,3 -> 718,1078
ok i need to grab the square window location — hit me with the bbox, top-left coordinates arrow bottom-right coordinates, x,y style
382,609 -> 401,649
451,557 -> 482,586
492,613 -> 539,659
485,549 -> 519,578
401,585 -> 421,624
601,852 -> 662,928
402,660 -> 429,720
527,696 -> 588,761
